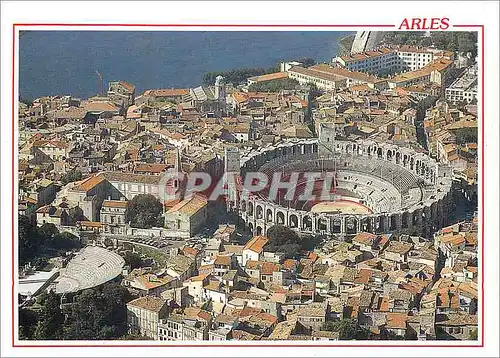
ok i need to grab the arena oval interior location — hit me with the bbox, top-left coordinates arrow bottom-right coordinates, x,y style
236,126 -> 454,239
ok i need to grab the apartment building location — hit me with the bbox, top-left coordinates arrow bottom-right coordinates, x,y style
333,45 -> 454,76
445,65 -> 478,104
126,296 -> 169,339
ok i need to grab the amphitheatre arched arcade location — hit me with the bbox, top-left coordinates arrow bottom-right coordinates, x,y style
236,138 -> 454,239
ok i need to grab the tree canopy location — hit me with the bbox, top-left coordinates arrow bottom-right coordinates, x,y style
19,216 -> 81,264
123,251 -> 144,270
248,78 -> 299,92
202,58 -> 314,87
61,170 -> 83,185
19,307 -> 38,340
265,225 -> 302,258
33,291 -> 64,340
203,68 -> 270,86
382,31 -> 477,57
265,225 -> 322,258
23,282 -> 131,340
19,215 -> 37,264
126,194 -> 163,229
63,283 -> 129,340
322,319 -> 358,340
294,57 -> 316,68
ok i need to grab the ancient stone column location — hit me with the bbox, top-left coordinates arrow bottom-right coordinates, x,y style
370,217 -> 377,234
340,217 -> 346,235
395,213 -> 403,232
326,217 -> 332,234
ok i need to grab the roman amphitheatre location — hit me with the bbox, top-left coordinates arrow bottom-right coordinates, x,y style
52,246 -> 125,294
235,125 -> 454,238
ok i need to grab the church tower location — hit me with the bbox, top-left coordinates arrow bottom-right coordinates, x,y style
214,75 -> 226,101
224,147 -> 240,212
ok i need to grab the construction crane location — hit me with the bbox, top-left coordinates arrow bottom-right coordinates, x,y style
95,70 -> 103,95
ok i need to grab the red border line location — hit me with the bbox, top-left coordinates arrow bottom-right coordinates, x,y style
11,23 -> 484,349
11,23 -> 16,349
13,23 -> 396,28
12,343 -> 484,348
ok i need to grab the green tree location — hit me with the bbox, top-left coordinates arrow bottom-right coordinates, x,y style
64,283 -> 129,340
68,206 -> 84,224
248,78 -> 299,92
322,319 -> 358,340
265,225 -> 302,258
203,68 -> 267,86
295,57 -> 316,67
19,308 -> 38,340
61,170 -> 83,185
469,328 -> 478,340
126,194 -> 163,229
123,251 -> 144,269
51,232 -> 81,251
382,31 -> 477,58
38,223 -> 58,241
305,82 -> 322,125
118,333 -> 150,340
19,215 -> 36,263
103,237 -> 114,247
33,291 -> 64,340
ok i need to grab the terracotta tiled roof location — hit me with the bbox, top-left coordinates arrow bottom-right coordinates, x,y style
386,312 -> 408,330
214,255 -> 232,266
184,307 -> 211,322
134,163 -> 169,174
283,259 -> 297,270
377,296 -> 389,312
74,174 -> 105,192
183,246 -> 200,257
385,241 -> 413,255
188,274 -> 208,282
245,260 -> 262,270
118,81 -> 136,93
248,72 -> 288,83
102,200 -> 127,209
145,89 -> 189,97
167,194 -> 208,215
35,205 -> 52,214
261,262 -> 280,275
103,171 -> 162,185
33,139 -> 69,149
243,236 -> 269,254
440,234 -> 466,246
84,101 -> 119,113
133,273 -> 175,290
127,296 -> 167,313
354,269 -> 372,285
79,221 -> 104,228
232,329 -> 258,340
435,313 -> 478,326
353,232 -> 377,245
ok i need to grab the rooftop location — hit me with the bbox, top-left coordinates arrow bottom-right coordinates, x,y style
243,236 -> 269,254
102,200 -> 127,209
248,72 -> 288,83
167,194 -> 208,216
127,296 -> 168,313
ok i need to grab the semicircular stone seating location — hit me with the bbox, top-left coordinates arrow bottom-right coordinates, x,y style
238,138 -> 453,237
55,246 -> 125,294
